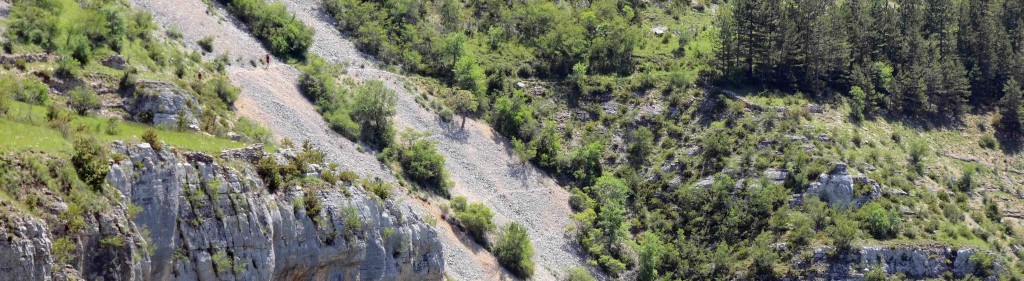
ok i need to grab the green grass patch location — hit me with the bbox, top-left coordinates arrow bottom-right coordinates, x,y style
1,101 -> 245,154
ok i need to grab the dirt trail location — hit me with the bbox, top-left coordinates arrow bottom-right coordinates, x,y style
275,1 -> 587,280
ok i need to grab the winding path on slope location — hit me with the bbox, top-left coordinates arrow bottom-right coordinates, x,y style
272,1 -> 587,280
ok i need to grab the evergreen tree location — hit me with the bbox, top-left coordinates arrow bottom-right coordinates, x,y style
998,79 -> 1023,136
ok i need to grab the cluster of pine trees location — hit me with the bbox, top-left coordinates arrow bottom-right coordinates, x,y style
719,0 -> 1024,127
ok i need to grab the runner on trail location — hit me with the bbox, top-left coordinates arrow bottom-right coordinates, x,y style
265,54 -> 270,69
198,71 -> 202,81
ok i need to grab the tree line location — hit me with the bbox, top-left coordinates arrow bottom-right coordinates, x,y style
719,0 -> 1024,128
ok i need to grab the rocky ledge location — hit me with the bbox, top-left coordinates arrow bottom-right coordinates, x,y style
1,142 -> 445,281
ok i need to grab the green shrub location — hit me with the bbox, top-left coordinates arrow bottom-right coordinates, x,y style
12,77 -> 51,105
386,130 -> 449,195
234,117 -> 271,143
0,90 -> 9,117
828,215 -> 859,251
979,134 -> 998,150
493,222 -> 535,278
907,140 -> 929,175
211,250 -> 232,274
72,136 -> 110,190
142,129 -> 163,151
567,267 -> 595,281
100,235 -> 125,248
343,206 -> 362,235
957,164 -> 978,193
571,140 -> 604,185
68,86 -> 101,115
303,190 -> 323,223
457,202 -> 495,245
628,126 -> 654,166
207,76 -> 239,106
56,56 -> 82,78
363,178 -> 393,200
217,0 -> 313,58
857,203 -> 900,239
338,170 -> 359,183
864,265 -> 887,281
970,252 -> 996,277
198,36 -> 215,53
52,237 -> 76,265
450,196 -> 467,213
257,157 -> 282,193
489,90 -> 537,141
106,118 -> 122,135
352,81 -> 397,149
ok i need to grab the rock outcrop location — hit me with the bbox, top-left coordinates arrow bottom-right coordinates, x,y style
799,245 -> 997,280
106,142 -> 444,280
802,163 -> 881,208
0,217 -> 60,281
122,81 -> 200,130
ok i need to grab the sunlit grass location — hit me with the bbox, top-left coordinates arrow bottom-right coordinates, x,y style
1,101 -> 245,154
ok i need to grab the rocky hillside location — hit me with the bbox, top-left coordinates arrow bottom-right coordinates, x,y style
1,142 -> 445,280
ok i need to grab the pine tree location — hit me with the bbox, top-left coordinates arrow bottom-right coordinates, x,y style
998,79 -> 1023,136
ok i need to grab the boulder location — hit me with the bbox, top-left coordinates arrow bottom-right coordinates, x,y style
123,80 -> 200,130
805,163 -> 855,207
102,54 -> 127,70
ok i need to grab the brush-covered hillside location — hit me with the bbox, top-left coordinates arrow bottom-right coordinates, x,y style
2,0 -> 1024,280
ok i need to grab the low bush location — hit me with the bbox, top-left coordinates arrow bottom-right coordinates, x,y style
385,130 -> 450,195
68,86 -> 101,115
198,36 -> 215,53
257,157 -> 282,193
71,136 -> 110,190
567,267 -> 596,281
979,134 -> 998,150
363,178 -> 392,200
106,118 -> 121,135
857,202 -> 900,239
338,170 -> 359,183
457,202 -> 495,245
217,0 -> 313,58
493,222 -> 535,278
142,129 -> 163,151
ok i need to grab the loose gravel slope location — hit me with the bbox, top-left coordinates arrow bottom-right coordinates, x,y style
127,0 -> 393,182
275,1 -> 588,280
128,0 -> 587,279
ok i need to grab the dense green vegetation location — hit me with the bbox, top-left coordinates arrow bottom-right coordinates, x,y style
719,0 -> 1024,126
215,0 -> 313,59
492,222 -> 534,278
383,130 -> 451,196
453,197 -> 495,245
317,0 -> 1024,279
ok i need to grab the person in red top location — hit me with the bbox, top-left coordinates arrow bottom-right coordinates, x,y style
198,71 -> 203,81
265,54 -> 270,69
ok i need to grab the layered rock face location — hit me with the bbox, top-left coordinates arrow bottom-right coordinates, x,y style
800,245 -> 994,280
106,142 -> 445,280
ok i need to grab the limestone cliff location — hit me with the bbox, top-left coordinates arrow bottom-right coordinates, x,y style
0,142 -> 444,281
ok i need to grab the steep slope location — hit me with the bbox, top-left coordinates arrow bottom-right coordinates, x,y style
108,143 -> 444,280
128,0 -> 392,182
274,0 -> 588,279
125,0 -> 513,279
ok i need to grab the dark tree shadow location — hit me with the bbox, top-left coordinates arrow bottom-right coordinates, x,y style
997,132 -> 1024,154
436,117 -> 469,144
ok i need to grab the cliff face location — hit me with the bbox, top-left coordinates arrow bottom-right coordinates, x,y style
0,142 -> 444,281
107,142 -> 445,281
